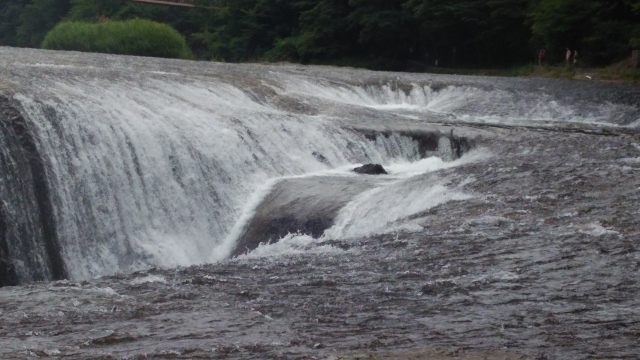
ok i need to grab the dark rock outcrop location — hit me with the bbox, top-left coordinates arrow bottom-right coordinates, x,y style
232,130 -> 474,258
0,96 -> 67,286
352,163 -> 387,175
353,128 -> 475,161
449,129 -> 473,159
231,176 -> 381,257
357,129 -> 442,158
312,151 -> 328,164
0,205 -> 18,286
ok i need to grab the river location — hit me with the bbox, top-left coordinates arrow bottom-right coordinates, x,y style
0,47 -> 639,359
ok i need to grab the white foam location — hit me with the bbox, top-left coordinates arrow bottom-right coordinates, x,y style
579,223 -> 620,237
212,147 -> 449,261
626,118 -> 640,128
280,80 -> 432,109
130,275 -> 167,285
620,157 -> 640,163
236,233 -> 344,260
385,156 -> 446,177
280,79 -> 639,126
324,183 -> 471,239
27,63 -> 84,69
96,286 -> 119,296
322,150 -> 489,239
212,178 -> 280,261
146,71 -> 180,76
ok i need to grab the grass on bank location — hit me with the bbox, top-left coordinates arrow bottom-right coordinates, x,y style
592,58 -> 640,82
41,19 -> 192,59
418,58 -> 640,83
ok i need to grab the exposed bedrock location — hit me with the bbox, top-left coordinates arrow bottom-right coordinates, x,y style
0,97 -> 67,286
231,175 -> 383,257
0,205 -> 16,286
232,130 -> 473,257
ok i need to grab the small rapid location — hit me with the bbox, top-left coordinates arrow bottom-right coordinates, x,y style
230,150 -> 489,260
279,78 -> 640,127
323,151 -> 487,240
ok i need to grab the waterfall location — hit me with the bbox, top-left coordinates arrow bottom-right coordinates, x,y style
1,72 -> 454,282
0,47 -> 638,284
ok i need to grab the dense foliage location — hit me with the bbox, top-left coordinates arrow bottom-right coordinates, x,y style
42,19 -> 192,59
0,0 -> 638,69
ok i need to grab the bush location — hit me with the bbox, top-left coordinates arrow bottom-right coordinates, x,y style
41,19 -> 192,59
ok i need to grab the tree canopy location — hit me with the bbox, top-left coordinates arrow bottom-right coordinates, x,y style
0,0 -> 638,70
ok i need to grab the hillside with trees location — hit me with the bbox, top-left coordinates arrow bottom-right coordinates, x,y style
1,0 -> 638,70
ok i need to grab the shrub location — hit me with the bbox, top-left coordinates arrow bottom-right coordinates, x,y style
42,19 -> 192,59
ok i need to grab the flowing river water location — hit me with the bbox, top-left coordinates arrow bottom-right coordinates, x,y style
0,47 -> 639,359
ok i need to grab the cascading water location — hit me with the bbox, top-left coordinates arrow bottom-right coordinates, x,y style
280,78 -> 640,126
0,47 -> 638,285
0,51 -> 461,283
9,81 -> 454,282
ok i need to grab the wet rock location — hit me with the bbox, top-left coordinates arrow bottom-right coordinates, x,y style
312,151 -> 328,164
352,163 -> 387,175
0,97 -> 66,286
231,176 -> 379,257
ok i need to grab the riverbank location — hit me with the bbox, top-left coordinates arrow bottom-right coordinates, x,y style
416,58 -> 640,84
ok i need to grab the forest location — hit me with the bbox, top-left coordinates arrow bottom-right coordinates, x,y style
1,0 -> 639,70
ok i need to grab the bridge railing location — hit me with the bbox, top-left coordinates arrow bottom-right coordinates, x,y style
126,0 -> 197,7
125,0 -> 224,10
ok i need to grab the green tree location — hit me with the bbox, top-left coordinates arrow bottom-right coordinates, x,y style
42,18 -> 192,58
3,0 -> 637,68
66,0 -> 124,21
67,0 -> 195,33
346,0 -> 418,67
627,0 -> 640,49
406,0 -> 532,67
530,0 -> 638,65
190,0 -> 299,61
16,0 -> 71,47
0,0 -> 29,46
284,0 -> 357,63
67,0 -> 201,53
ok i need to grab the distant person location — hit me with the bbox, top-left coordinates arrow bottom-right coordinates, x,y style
566,48 -> 572,64
538,49 -> 543,65
573,50 -> 579,64
538,49 -> 547,65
